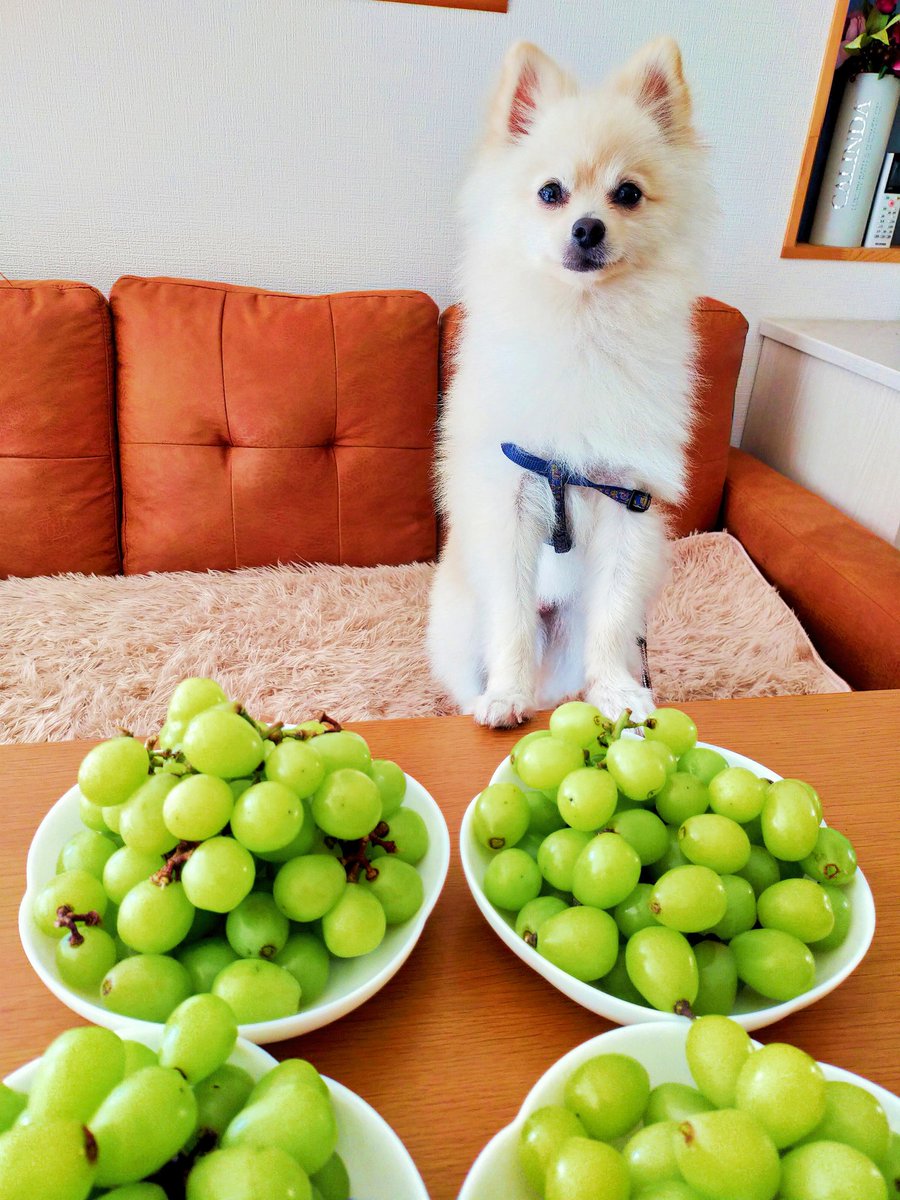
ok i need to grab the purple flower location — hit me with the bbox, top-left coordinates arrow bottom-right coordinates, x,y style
837,10 -> 867,65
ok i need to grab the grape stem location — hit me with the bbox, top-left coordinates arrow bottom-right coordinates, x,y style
151,840 -> 200,887
54,905 -> 102,946
328,820 -> 398,882
674,999 -> 696,1019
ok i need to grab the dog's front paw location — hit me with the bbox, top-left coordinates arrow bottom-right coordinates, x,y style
585,683 -> 655,725
472,691 -> 534,729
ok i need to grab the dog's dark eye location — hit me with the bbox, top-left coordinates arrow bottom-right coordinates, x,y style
612,181 -> 643,208
538,181 -> 566,205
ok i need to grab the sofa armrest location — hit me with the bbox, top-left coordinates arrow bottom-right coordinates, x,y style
721,448 -> 900,691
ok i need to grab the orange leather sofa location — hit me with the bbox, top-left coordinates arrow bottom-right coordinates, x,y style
1,275 -> 898,692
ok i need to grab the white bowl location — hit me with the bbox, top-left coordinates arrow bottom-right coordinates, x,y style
5,1027 -> 428,1199
458,1022 -> 900,1200
19,772 -> 450,1044
460,739 -> 876,1032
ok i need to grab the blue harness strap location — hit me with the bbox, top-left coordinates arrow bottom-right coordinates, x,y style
501,441 -> 652,554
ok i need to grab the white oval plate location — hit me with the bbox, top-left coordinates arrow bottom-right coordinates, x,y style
459,739 -> 876,1032
458,1022 -> 899,1200
20,772 -> 450,1044
5,1028 -> 428,1199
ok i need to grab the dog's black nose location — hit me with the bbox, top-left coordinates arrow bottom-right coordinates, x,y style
571,217 -> 605,249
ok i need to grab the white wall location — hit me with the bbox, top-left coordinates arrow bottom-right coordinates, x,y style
4,0 -> 898,439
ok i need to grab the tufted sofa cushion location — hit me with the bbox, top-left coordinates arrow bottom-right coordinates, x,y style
110,276 -> 439,574
0,281 -> 120,578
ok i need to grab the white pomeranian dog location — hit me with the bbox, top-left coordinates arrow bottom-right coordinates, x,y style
427,38 -> 707,728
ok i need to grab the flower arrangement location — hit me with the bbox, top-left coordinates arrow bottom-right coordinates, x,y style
838,0 -> 900,77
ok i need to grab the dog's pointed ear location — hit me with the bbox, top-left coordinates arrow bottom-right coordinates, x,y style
612,37 -> 693,140
486,42 -> 576,145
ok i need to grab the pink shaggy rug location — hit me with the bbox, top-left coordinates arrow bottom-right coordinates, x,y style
0,533 -> 847,744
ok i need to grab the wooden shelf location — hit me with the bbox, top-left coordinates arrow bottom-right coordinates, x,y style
782,0 -> 899,260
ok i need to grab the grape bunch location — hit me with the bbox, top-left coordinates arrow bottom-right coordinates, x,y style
0,998 -> 350,1200
474,702 -> 860,1016
32,678 -> 430,1024
516,1015 -> 896,1200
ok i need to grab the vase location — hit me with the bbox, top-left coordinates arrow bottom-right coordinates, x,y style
810,71 -> 900,247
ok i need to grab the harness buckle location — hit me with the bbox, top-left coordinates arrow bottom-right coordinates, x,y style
627,490 -> 652,512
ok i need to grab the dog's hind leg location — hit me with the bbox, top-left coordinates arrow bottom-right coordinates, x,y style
426,535 -> 484,710
537,601 -> 586,709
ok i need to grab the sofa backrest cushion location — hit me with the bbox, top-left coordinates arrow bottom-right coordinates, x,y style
110,276 -> 439,574
439,297 -> 749,540
0,281 -> 120,578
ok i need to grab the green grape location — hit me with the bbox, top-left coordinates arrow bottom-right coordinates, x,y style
881,1133 -> 900,1199
510,729 -> 551,772
182,905 -> 221,945
0,1084 -> 25,1133
525,789 -> 567,837
613,882 -> 658,938
121,1041 -> 157,1076
761,780 -> 821,862
607,808 -> 669,864
472,783 -> 531,850
56,924 -> 118,990
550,700 -> 606,747
254,802 -> 317,863
376,808 -> 429,865
102,847 -> 161,906
193,1063 -> 255,1137
654,773 -> 710,826
798,1081 -> 890,1164
708,767 -> 766,823
116,879 -> 195,954
545,1136 -> 630,1200
163,774 -> 234,841
369,759 -> 406,819
265,739 -> 326,799
734,1043 -> 826,1148
625,1120 -> 681,1190
157,720 -> 186,751
537,827 -> 592,891
790,779 -> 823,823
181,837 -> 256,912
361,856 -> 424,924
605,738 -> 667,801
735,845 -> 781,899
757,878 -> 834,943
571,832 -> 642,909
634,1184 -> 704,1200
310,1154 -> 349,1200
692,940 -> 738,1016
518,1104 -> 588,1193
708,874 -> 757,940
226,892 -> 290,959
599,946 -> 649,1007
80,794 -> 113,832
537,905 -> 618,982
483,848 -> 542,910
678,813 -> 751,874
118,774 -> 179,856
649,866 -> 727,933
645,708 -> 698,757
90,1066 -> 197,1186
101,954 -> 193,1021
779,1140 -> 887,1200
742,814 -> 764,845
78,737 -> 150,809
678,747 -> 728,785
33,869 -> 109,938
645,740 -> 678,778
275,932 -> 331,1004
686,1015 -> 753,1107
212,958 -> 301,1022
322,885 -> 386,957
57,830 -> 118,880
310,769 -> 381,842
556,767 -> 618,831
799,827 -> 858,886
647,828 -> 691,884
626,926 -> 698,1014
0,1120 -> 97,1200
514,895 -> 568,944
26,1026 -> 124,1124
159,993 -> 238,1085
232,780 -> 305,852
564,1053 -> 650,1141
166,677 -> 228,723
308,730 -> 372,775
644,1082 -> 715,1126
178,937 -> 239,993
730,928 -> 816,1001
248,1059 -> 329,1104
223,1080 -> 337,1175
182,709 -> 265,778
674,1109 -> 780,1200
104,805 -> 125,834
515,735 -> 585,792
809,885 -> 852,951
273,855 -> 347,922
96,1185 -> 167,1199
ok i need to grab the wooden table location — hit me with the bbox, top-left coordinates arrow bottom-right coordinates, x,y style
1,691 -> 898,1199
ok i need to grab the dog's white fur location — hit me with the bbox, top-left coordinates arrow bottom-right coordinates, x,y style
428,39 -> 707,728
